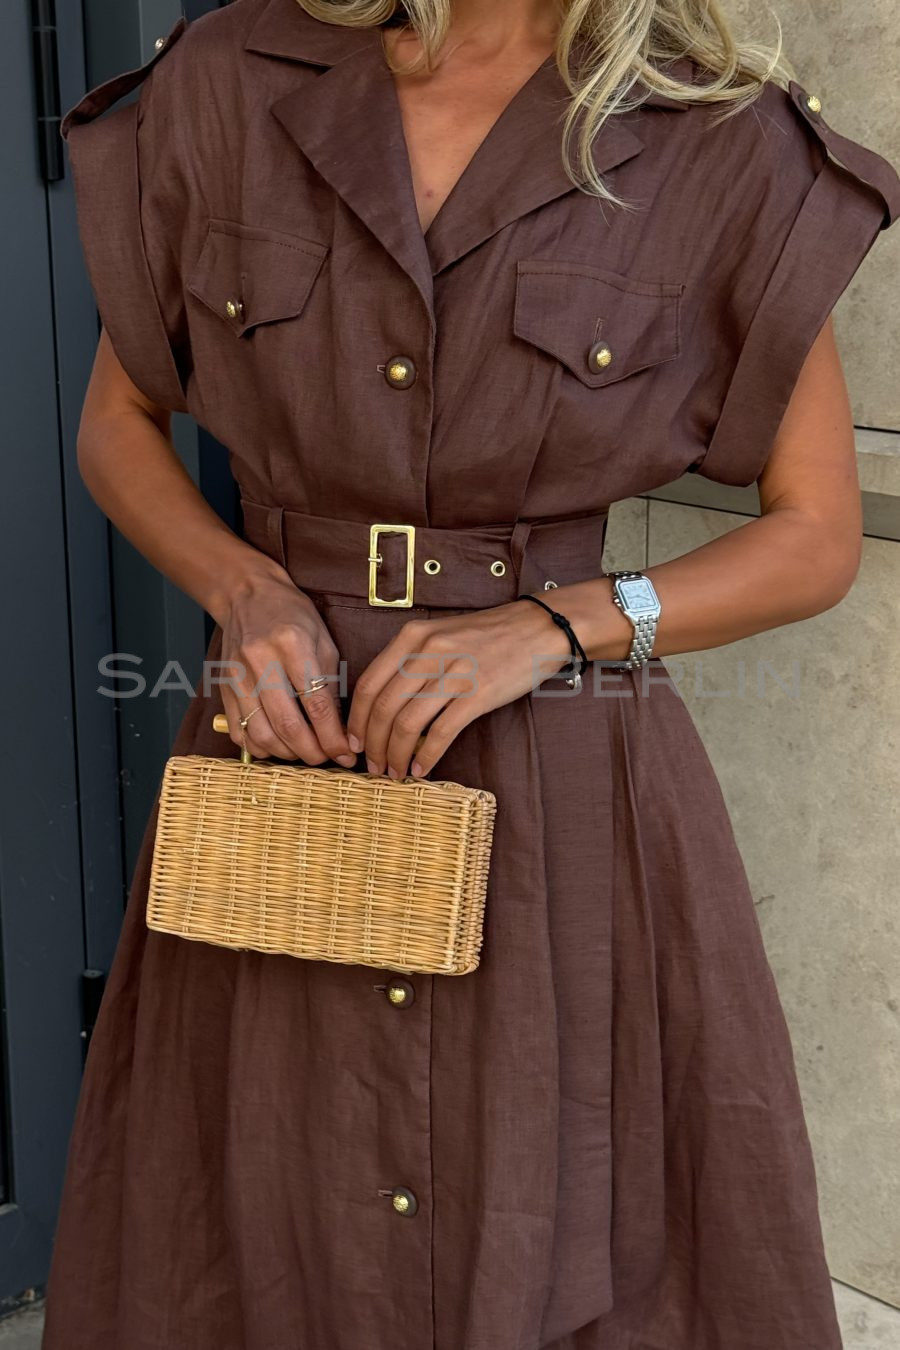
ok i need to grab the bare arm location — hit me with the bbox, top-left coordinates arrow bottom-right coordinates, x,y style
555,313 -> 863,663
76,327 -> 357,766
348,318 -> 866,777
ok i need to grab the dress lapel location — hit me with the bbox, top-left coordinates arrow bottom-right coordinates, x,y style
422,56 -> 644,276
252,13 -> 437,313
245,0 -> 692,292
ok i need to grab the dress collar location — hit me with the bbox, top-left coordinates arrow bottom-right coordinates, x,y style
244,0 -> 696,108
245,0 -> 692,308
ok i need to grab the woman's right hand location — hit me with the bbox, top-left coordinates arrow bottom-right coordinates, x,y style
217,567 -> 357,766
73,334 -> 355,771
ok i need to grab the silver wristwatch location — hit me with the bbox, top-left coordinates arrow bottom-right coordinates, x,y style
607,570 -> 661,669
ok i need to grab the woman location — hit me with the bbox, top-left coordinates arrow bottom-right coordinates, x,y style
44,0 -> 898,1346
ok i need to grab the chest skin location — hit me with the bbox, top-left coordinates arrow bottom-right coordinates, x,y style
383,24 -> 559,234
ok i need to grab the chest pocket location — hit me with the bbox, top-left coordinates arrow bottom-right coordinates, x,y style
513,259 -> 683,387
186,219 -> 329,337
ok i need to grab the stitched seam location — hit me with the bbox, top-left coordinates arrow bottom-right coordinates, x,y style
131,97 -> 189,411
514,318 -> 680,386
185,226 -> 325,333
206,216 -> 329,259
516,260 -> 683,298
513,268 -> 683,386
313,600 -> 434,612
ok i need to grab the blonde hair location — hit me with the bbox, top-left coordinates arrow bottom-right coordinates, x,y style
296,0 -> 796,208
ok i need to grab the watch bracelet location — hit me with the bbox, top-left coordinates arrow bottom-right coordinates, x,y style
608,571 -> 659,670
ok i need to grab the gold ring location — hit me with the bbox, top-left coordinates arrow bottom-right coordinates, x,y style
300,676 -> 328,696
239,704 -> 263,731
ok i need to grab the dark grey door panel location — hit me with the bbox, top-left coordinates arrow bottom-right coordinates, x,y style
0,0 -> 235,1306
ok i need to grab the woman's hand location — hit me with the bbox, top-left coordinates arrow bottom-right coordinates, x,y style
218,567 -> 356,766
346,598 -> 573,779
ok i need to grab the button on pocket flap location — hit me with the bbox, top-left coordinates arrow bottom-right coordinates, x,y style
186,219 -> 329,336
514,260 -> 683,387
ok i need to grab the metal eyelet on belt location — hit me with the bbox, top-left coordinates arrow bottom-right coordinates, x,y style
423,559 -> 441,575
490,560 -> 507,577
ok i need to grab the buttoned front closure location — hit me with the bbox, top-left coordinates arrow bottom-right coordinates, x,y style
390,1186 -> 418,1216
51,6 -> 900,1349
384,355 -> 417,388
385,977 -> 415,1007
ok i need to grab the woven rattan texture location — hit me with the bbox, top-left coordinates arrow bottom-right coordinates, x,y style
146,756 -> 497,975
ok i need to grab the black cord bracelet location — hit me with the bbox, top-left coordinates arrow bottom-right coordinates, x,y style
516,593 -> 589,685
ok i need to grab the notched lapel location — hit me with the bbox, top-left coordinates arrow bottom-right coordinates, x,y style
245,1 -> 696,287
423,58 -> 646,276
265,39 -> 436,316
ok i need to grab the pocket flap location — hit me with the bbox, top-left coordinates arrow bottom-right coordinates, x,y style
186,219 -> 329,336
514,260 -> 683,387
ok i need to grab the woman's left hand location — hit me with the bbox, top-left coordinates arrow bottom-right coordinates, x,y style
346,598 -> 574,779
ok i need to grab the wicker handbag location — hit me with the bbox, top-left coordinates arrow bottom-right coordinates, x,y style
145,714 -> 497,976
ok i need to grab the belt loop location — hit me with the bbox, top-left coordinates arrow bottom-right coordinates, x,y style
265,505 -> 286,568
509,519 -> 533,585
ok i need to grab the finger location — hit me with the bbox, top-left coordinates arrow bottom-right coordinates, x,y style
242,631 -> 341,761
387,655 -> 481,777
256,666 -> 332,765
405,699 -> 474,778
226,644 -> 321,762
361,653 -> 441,773
286,642 -> 355,767
347,620 -> 428,753
220,678 -> 295,761
296,678 -> 355,767
239,704 -> 296,761
384,682 -> 451,779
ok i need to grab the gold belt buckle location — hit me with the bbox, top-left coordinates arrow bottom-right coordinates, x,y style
368,523 -> 415,607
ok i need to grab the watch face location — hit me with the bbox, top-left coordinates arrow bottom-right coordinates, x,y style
618,578 -> 657,613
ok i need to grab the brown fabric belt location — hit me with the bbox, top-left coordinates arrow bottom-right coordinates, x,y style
240,498 -> 612,611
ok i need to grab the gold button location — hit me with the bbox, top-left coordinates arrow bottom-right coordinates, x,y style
391,1186 -> 418,1215
423,559 -> 441,575
386,978 -> 414,1007
384,355 -> 417,389
154,36 -> 166,51
806,93 -> 822,114
588,341 -> 613,371
225,298 -> 243,320
490,560 -> 507,577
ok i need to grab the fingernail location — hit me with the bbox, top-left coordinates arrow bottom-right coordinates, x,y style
386,766 -> 399,779
366,758 -> 380,775
411,761 -> 424,777
336,754 -> 357,768
348,734 -> 362,752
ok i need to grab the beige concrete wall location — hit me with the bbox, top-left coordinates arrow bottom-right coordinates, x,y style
604,8 -> 900,1307
605,478 -> 900,1308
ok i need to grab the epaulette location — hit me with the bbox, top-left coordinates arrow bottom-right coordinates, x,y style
60,16 -> 187,139
787,80 -> 900,227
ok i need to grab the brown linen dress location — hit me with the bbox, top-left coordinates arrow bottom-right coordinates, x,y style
45,2 -> 900,1347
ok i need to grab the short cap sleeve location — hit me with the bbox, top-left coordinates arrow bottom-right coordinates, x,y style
690,80 -> 900,487
60,18 -> 190,414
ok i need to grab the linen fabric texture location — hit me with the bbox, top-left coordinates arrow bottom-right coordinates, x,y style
45,1 -> 900,1348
